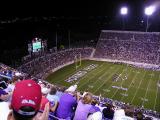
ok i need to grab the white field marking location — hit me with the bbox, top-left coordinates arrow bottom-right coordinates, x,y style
56,68 -> 80,84
120,69 -> 139,101
93,65 -> 121,94
153,74 -> 160,110
98,72 -> 108,80
78,63 -> 112,89
86,64 -> 114,88
132,86 -> 156,92
103,80 -> 156,92
98,65 -> 115,80
131,70 -> 147,104
141,71 -> 153,106
110,65 -> 130,99
103,65 -> 129,97
56,63 -> 97,84
78,63 -> 105,88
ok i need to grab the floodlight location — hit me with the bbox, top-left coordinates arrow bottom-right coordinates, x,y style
120,7 -> 128,15
144,5 -> 156,32
145,6 -> 156,16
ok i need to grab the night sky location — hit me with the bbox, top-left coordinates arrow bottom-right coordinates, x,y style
0,0 -> 160,66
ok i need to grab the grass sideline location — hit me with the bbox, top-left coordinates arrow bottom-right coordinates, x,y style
46,60 -> 160,112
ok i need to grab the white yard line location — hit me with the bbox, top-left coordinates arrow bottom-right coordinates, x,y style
120,70 -> 139,101
78,63 -> 110,89
93,66 -> 120,94
153,74 -> 160,110
141,72 -> 153,106
98,71 -> 109,80
98,65 -> 116,80
110,66 -> 130,99
131,70 -> 147,103
87,64 -> 114,88
132,87 -> 155,92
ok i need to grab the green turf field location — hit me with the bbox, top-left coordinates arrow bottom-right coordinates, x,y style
46,60 -> 160,112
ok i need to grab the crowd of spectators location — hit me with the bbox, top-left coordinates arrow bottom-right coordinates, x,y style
94,30 -> 160,65
0,75 -> 159,120
17,48 -> 93,79
1,30 -> 160,119
0,49 -> 160,119
0,63 -> 26,80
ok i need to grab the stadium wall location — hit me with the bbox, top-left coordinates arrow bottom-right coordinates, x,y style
88,58 -> 160,71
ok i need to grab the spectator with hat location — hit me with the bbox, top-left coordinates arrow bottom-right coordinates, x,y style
0,79 -> 50,120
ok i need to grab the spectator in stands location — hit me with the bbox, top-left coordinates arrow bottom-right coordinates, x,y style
47,86 -> 59,103
102,103 -> 115,119
40,87 -> 50,111
124,105 -> 134,118
0,80 -> 8,89
40,86 -> 57,114
135,111 -> 145,120
0,87 -> 11,102
113,108 -> 134,120
56,87 -> 78,119
0,79 -> 50,120
46,86 -> 59,115
87,98 -> 102,120
4,76 -> 18,93
73,93 -> 97,120
56,86 -> 66,98
91,98 -> 100,111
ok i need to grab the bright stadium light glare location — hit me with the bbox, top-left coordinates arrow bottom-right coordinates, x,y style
144,5 -> 156,32
120,7 -> 128,15
145,6 -> 156,16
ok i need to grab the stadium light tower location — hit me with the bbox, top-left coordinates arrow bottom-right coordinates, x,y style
120,7 -> 128,15
144,6 -> 156,32
120,7 -> 128,30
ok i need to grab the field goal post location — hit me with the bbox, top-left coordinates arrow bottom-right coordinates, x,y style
75,53 -> 81,70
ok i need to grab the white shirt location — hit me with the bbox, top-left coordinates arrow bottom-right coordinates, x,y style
0,102 -> 11,120
113,109 -> 134,120
87,111 -> 102,120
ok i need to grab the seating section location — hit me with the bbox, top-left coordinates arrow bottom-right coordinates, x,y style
18,48 -> 93,78
1,31 -> 160,119
94,30 -> 160,65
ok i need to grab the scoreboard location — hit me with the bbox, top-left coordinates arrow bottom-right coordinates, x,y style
32,38 -> 42,52
27,37 -> 47,54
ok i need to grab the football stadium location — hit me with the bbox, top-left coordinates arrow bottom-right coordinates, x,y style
0,1 -> 160,120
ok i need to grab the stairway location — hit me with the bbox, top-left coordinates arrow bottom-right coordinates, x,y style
90,48 -> 96,58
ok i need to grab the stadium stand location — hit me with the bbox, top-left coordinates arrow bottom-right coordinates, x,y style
1,76 -> 159,119
0,30 -> 160,120
17,48 -> 93,79
94,30 -> 160,65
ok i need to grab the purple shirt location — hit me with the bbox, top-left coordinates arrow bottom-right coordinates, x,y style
56,93 -> 77,119
73,100 -> 96,120
0,89 -> 7,96
0,89 -> 7,101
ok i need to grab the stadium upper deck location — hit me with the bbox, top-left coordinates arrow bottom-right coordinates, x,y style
94,30 -> 160,65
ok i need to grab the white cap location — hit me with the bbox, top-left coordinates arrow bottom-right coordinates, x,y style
41,87 -> 50,95
66,85 -> 77,92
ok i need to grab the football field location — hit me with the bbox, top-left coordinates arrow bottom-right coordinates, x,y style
46,60 -> 160,112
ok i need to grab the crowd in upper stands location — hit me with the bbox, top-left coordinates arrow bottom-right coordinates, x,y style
94,30 -> 160,65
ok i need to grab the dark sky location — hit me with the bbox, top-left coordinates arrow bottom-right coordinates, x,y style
0,0 -> 157,16
0,0 -> 160,66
